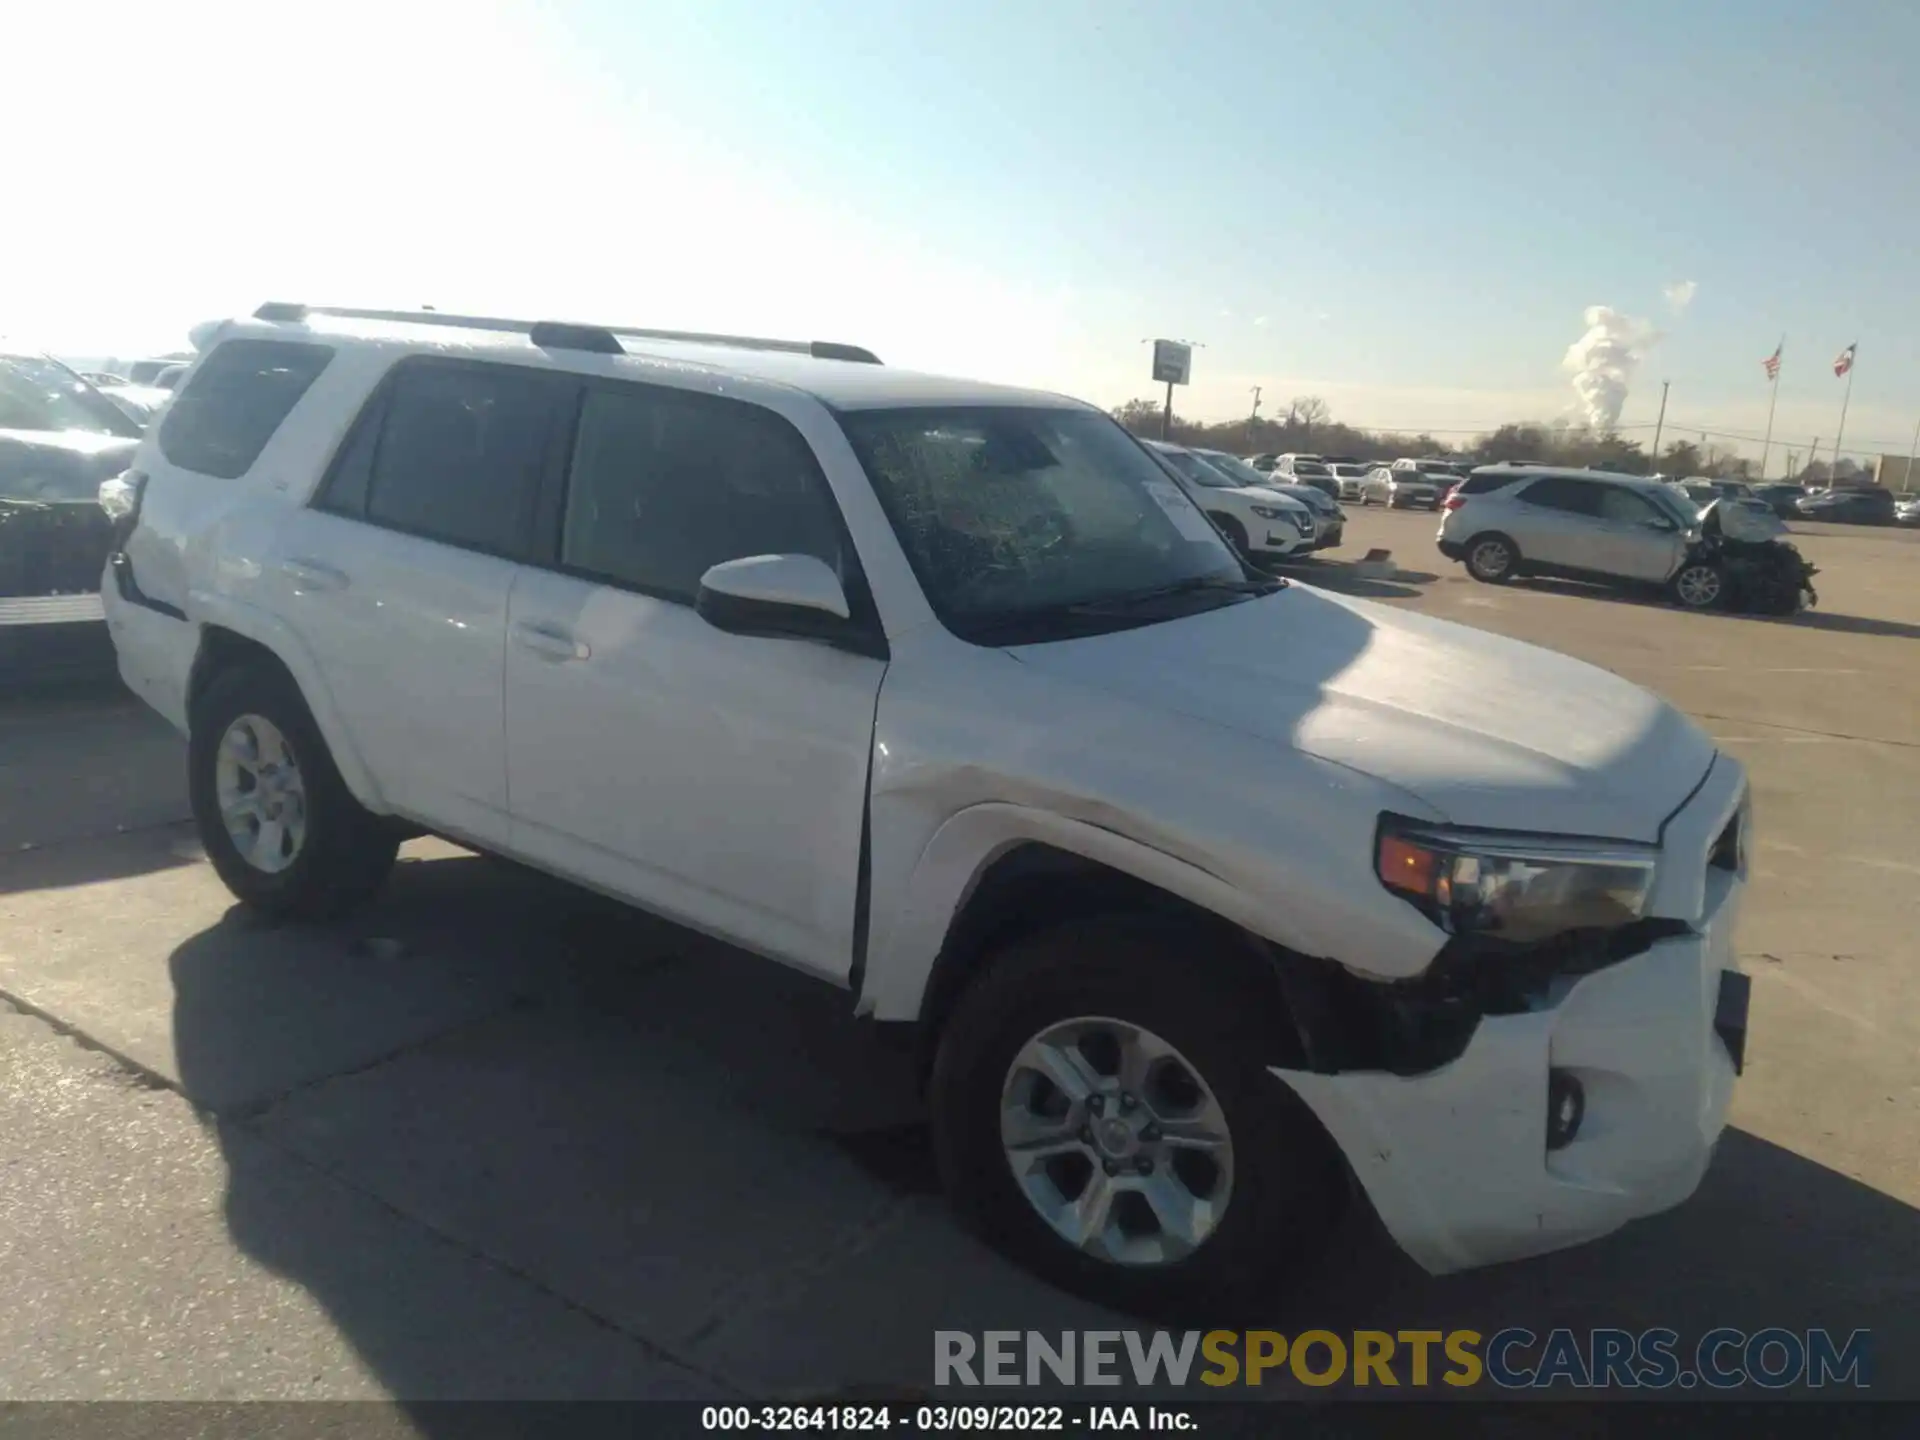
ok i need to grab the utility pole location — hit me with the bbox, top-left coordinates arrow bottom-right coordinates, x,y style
1902,416 -> 1920,491
1786,449 -> 1799,480
1247,386 -> 1262,449
1648,381 -> 1670,475
1810,439 -> 1820,484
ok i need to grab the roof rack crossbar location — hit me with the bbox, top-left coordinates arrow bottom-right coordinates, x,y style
250,305 -> 880,364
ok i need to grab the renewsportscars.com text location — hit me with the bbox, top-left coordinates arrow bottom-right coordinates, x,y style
934,1328 -> 1872,1390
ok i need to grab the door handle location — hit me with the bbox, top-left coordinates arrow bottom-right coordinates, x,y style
512,621 -> 590,661
280,558 -> 350,592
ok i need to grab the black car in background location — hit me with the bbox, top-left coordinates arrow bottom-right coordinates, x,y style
1751,482 -> 1812,518
1,353 -> 143,675
1795,485 -> 1896,526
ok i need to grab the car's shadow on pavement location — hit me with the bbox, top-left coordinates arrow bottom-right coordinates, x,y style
1513,576 -> 1920,638
162,850 -> 1920,1408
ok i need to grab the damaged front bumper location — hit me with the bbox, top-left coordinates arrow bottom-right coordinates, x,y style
1273,761 -> 1750,1276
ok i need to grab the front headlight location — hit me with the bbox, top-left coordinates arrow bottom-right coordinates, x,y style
1375,817 -> 1657,944
1248,505 -> 1288,519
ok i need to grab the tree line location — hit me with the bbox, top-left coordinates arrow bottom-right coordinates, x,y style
1111,395 -> 1874,484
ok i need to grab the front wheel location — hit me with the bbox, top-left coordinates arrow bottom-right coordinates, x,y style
1212,514 -> 1250,557
1464,533 -> 1519,583
189,665 -> 400,920
1670,560 -> 1725,610
929,917 -> 1346,1320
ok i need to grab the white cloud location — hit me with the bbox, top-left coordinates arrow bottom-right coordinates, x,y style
1664,280 -> 1699,313
1252,316 -> 1270,328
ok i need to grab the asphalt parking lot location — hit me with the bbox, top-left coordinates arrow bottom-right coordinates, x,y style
1,508 -> 1915,1405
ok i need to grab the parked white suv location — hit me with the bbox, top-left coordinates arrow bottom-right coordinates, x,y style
102,305 -> 1752,1316
1143,441 -> 1314,559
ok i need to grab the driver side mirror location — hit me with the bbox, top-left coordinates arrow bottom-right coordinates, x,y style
695,554 -> 856,646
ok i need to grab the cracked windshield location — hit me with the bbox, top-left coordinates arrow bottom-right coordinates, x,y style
4,0 -> 1914,1429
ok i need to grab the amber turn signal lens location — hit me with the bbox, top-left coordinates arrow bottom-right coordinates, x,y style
1377,834 -> 1437,896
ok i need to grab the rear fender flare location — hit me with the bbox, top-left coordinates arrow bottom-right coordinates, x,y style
187,591 -> 387,812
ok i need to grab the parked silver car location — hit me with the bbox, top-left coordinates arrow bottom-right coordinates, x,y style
1436,467 -> 1724,607
1360,466 -> 1441,509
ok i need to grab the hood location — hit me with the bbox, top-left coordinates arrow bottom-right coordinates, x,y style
0,428 -> 140,460
1009,583 -> 1715,843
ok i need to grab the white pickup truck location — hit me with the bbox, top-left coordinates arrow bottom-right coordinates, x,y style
101,304 -> 1752,1318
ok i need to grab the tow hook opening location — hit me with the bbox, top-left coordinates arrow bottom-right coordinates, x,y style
1546,1068 -> 1585,1151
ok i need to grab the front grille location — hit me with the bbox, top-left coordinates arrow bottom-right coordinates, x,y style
1292,512 -> 1314,535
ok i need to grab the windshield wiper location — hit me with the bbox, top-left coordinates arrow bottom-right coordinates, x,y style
1067,575 -> 1285,613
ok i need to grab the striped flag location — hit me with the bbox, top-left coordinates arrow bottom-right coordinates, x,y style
1762,342 -> 1782,380
1834,343 -> 1856,377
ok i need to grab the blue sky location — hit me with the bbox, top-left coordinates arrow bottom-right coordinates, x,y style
20,0 -> 1918,463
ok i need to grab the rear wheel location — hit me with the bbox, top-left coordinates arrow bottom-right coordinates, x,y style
189,665 -> 400,920
1670,560 -> 1724,610
929,916 -> 1346,1320
1465,533 -> 1519,583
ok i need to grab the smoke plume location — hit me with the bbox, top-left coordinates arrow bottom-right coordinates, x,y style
1562,306 -> 1658,431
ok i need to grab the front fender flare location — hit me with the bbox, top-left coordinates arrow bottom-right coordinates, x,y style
859,801 -> 1331,1022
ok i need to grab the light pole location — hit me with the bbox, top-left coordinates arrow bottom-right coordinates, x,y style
1648,381 -> 1671,475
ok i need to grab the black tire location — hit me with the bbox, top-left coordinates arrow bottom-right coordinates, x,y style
1669,559 -> 1725,611
929,915 -> 1347,1321
1211,514 -> 1250,556
1464,532 -> 1520,583
189,663 -> 399,920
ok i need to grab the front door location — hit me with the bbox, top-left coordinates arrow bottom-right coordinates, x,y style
504,378 -> 886,982
1588,484 -> 1686,582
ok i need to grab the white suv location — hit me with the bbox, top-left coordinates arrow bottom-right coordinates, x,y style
102,305 -> 1752,1316
1143,441 -> 1314,559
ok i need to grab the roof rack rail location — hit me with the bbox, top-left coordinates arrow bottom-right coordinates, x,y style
250,304 -> 881,364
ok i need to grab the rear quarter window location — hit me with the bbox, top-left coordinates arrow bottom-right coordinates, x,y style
155,339 -> 334,479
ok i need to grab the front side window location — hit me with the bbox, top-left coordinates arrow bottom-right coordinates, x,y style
560,384 -> 847,601
1595,486 -> 1660,525
364,362 -> 556,556
157,339 -> 333,478
839,406 -> 1248,642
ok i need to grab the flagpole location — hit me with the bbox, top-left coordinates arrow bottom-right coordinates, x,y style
1759,334 -> 1783,479
1833,353 -> 1856,473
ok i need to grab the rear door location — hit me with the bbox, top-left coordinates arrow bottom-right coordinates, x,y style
262,358 -> 569,846
1511,475 -> 1608,567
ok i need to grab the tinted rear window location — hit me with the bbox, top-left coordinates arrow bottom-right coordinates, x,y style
156,339 -> 334,479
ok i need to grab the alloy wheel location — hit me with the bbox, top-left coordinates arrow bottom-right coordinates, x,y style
214,713 -> 308,873
999,1017 -> 1234,1266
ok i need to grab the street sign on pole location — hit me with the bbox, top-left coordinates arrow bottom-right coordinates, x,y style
1150,340 -> 1192,386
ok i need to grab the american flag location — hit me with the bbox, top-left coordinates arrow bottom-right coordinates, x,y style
1834,343 -> 1857,377
1762,342 -> 1781,381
